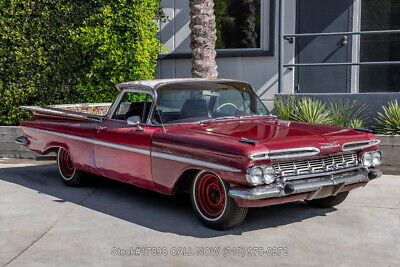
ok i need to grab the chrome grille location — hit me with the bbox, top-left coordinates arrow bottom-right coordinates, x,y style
272,153 -> 358,177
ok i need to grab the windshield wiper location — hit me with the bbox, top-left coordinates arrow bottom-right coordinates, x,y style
198,114 -> 274,125
198,116 -> 238,125
238,114 -> 273,119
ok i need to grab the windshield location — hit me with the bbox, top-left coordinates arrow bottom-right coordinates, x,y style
152,81 -> 270,124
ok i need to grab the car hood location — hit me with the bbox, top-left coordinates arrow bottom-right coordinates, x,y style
192,118 -> 374,154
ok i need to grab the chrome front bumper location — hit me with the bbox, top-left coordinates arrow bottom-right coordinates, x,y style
229,166 -> 382,200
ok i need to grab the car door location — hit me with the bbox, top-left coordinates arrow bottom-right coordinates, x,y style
93,89 -> 157,190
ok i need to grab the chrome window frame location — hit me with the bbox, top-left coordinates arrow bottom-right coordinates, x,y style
147,79 -> 271,127
106,85 -> 157,125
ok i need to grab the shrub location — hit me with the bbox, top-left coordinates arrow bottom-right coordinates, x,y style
293,98 -> 332,124
328,100 -> 367,128
272,96 -> 296,120
75,0 -> 165,102
273,97 -> 368,128
0,0 -> 89,125
348,119 -> 366,129
0,0 -> 164,125
375,100 -> 400,135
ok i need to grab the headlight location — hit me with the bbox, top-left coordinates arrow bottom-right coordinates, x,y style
246,167 -> 264,186
361,151 -> 382,167
246,165 -> 276,186
263,165 -> 276,184
371,151 -> 382,166
361,153 -> 372,167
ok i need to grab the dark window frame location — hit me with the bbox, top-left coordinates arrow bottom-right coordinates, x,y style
158,0 -> 276,59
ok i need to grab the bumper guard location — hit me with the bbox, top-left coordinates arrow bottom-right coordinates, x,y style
229,166 -> 382,200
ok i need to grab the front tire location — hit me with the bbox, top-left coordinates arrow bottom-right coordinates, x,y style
190,172 -> 247,230
57,148 -> 86,187
305,191 -> 349,208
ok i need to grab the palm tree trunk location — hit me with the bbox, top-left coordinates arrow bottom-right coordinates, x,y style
189,0 -> 218,78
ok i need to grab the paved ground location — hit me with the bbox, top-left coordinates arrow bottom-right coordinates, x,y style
0,159 -> 399,267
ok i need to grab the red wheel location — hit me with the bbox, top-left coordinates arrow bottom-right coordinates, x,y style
58,148 -> 75,179
57,148 -> 85,186
196,173 -> 226,218
191,172 -> 248,230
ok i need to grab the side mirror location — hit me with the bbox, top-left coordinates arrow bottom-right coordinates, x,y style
127,116 -> 141,125
127,116 -> 144,131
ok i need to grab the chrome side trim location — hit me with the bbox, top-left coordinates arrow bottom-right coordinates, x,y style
229,167 -> 379,200
342,139 -> 380,151
151,151 -> 242,172
22,127 -> 150,156
250,147 -> 320,161
92,139 -> 150,155
23,126 -> 95,143
23,126 -> 241,172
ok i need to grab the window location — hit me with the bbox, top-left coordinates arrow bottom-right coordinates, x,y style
359,0 -> 400,92
214,0 -> 262,49
112,92 -> 153,122
153,81 -> 270,124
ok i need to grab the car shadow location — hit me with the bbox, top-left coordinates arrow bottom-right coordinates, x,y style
0,163 -> 336,238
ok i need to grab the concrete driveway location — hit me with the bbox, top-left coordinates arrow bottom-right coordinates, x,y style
0,159 -> 399,266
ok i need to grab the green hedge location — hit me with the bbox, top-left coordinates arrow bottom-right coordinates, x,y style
0,0 -> 164,125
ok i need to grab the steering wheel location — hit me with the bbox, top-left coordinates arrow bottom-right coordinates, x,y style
216,102 -> 238,112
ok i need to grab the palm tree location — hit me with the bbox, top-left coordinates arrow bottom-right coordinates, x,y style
189,0 -> 218,78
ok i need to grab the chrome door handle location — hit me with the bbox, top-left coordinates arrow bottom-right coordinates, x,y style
96,126 -> 107,132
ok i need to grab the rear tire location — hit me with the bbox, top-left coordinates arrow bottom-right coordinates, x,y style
305,191 -> 349,208
57,148 -> 86,187
190,171 -> 247,230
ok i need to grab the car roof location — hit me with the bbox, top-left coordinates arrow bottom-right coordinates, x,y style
115,78 -> 241,91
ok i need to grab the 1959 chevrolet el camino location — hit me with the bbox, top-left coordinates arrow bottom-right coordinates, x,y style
17,78 -> 383,230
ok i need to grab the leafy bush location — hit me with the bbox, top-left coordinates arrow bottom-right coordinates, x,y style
0,0 -> 164,125
375,100 -> 400,135
293,98 -> 332,124
328,100 -> 366,128
273,96 -> 368,128
75,1 -> 165,102
348,119 -> 366,129
272,96 -> 296,120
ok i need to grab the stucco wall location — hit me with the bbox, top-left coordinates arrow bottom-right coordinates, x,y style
0,126 -> 38,159
378,135 -> 400,175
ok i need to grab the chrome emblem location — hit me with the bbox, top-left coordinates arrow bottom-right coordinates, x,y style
319,141 -> 340,149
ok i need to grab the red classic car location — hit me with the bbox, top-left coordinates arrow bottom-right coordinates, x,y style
17,79 -> 383,230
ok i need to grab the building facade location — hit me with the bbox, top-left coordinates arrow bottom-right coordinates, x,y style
156,0 -> 400,120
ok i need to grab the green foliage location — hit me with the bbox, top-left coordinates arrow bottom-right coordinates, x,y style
328,100 -> 366,128
348,119 -> 366,129
0,0 -> 164,125
75,0 -> 164,102
375,100 -> 400,135
273,97 -> 369,128
272,96 -> 296,120
293,98 -> 332,124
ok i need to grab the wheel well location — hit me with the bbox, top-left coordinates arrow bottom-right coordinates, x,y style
172,169 -> 201,195
44,147 -> 59,155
